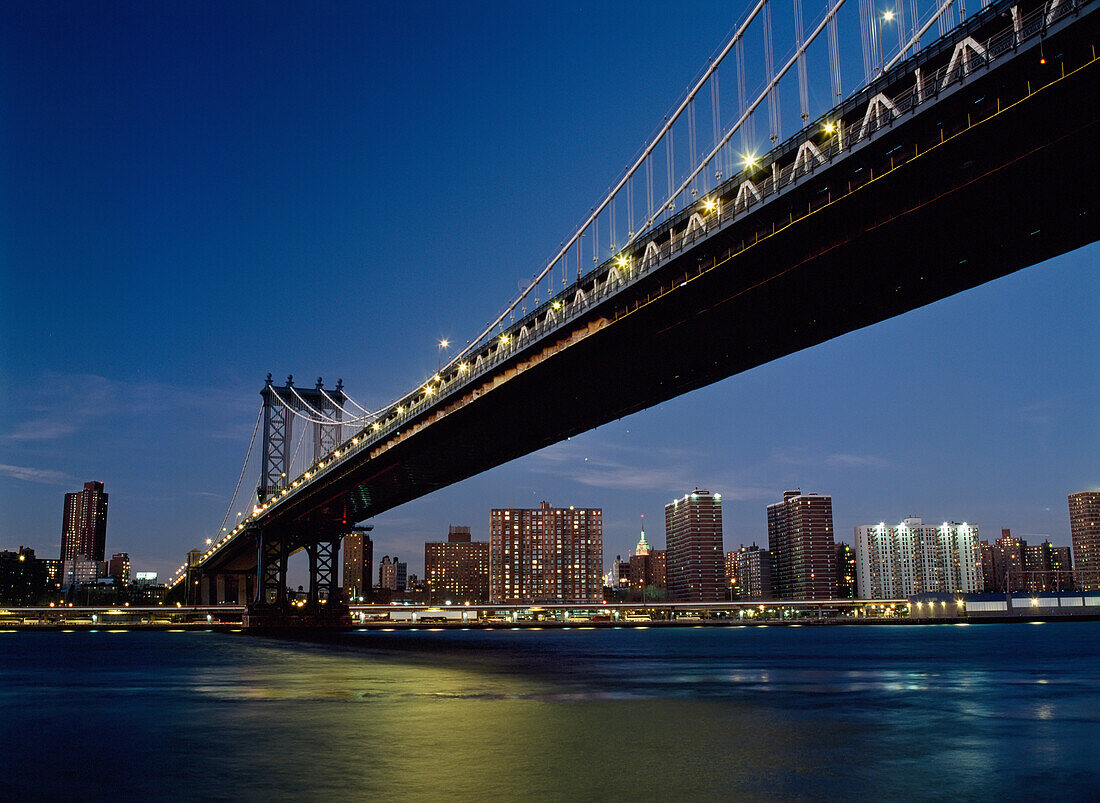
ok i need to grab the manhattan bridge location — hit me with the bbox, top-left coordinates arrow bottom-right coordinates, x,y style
162,0 -> 1098,626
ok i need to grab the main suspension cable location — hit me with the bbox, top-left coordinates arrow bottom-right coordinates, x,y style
215,405 -> 262,537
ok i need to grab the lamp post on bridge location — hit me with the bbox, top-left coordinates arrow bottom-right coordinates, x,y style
438,338 -> 449,372
875,8 -> 896,75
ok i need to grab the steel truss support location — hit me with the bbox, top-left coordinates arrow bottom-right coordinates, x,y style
258,375 -> 348,502
260,375 -> 292,502
306,538 -> 340,606
256,530 -> 288,605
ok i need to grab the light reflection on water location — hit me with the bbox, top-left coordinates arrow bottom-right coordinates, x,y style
1,623 -> 1098,799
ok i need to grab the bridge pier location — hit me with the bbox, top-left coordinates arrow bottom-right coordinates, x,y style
244,528 -> 351,630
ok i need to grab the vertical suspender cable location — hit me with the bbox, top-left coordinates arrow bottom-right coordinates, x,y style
593,216 -> 599,264
860,0 -> 875,86
627,176 -> 635,236
794,0 -> 810,122
666,132 -> 675,210
645,158 -> 654,219
909,0 -> 919,51
736,38 -> 752,153
710,75 -> 722,181
763,0 -> 780,143
688,100 -> 698,194
828,0 -> 843,99
610,197 -> 617,249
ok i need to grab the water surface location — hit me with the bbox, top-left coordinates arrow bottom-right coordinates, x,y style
2,623 -> 1097,800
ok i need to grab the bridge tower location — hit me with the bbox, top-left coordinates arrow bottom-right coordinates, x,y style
258,374 -> 346,503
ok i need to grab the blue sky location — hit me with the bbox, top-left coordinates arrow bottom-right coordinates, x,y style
1,1 -> 1096,578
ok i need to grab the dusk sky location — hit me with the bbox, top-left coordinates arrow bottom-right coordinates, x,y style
1,1 -> 1096,580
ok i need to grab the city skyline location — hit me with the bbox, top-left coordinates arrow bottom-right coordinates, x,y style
1,2 -> 1096,581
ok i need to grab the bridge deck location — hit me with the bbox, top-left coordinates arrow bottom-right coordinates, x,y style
182,0 -> 1099,586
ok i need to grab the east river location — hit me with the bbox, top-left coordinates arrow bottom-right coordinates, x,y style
2,622 -> 1098,800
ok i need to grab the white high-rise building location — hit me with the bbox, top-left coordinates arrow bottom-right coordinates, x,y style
854,517 -> 981,598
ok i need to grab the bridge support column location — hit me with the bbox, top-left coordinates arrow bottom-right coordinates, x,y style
244,528 -> 350,630
215,575 -> 226,605
305,538 -> 339,607
200,575 -> 212,606
305,543 -> 320,606
312,539 -> 336,598
255,530 -> 288,606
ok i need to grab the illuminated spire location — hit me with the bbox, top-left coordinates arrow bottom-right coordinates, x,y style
635,514 -> 650,556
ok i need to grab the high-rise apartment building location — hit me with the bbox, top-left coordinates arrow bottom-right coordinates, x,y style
854,517 -> 982,598
665,490 -> 724,602
1049,544 -> 1074,590
343,530 -> 374,601
425,525 -> 490,603
979,540 -> 998,592
60,481 -> 108,567
725,550 -> 738,590
834,542 -> 856,598
987,529 -> 1026,591
767,490 -> 835,600
979,529 -> 1074,592
108,553 -> 130,585
379,556 -> 407,591
728,543 -> 773,599
490,503 -> 602,603
649,550 -> 666,589
1023,540 -> 1074,592
1069,491 -> 1100,591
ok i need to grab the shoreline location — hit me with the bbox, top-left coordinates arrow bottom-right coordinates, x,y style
3,613 -> 1098,632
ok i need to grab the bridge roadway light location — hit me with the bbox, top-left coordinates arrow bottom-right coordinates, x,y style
876,9 -> 894,73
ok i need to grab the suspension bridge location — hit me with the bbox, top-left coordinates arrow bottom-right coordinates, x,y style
164,0 -> 1099,626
